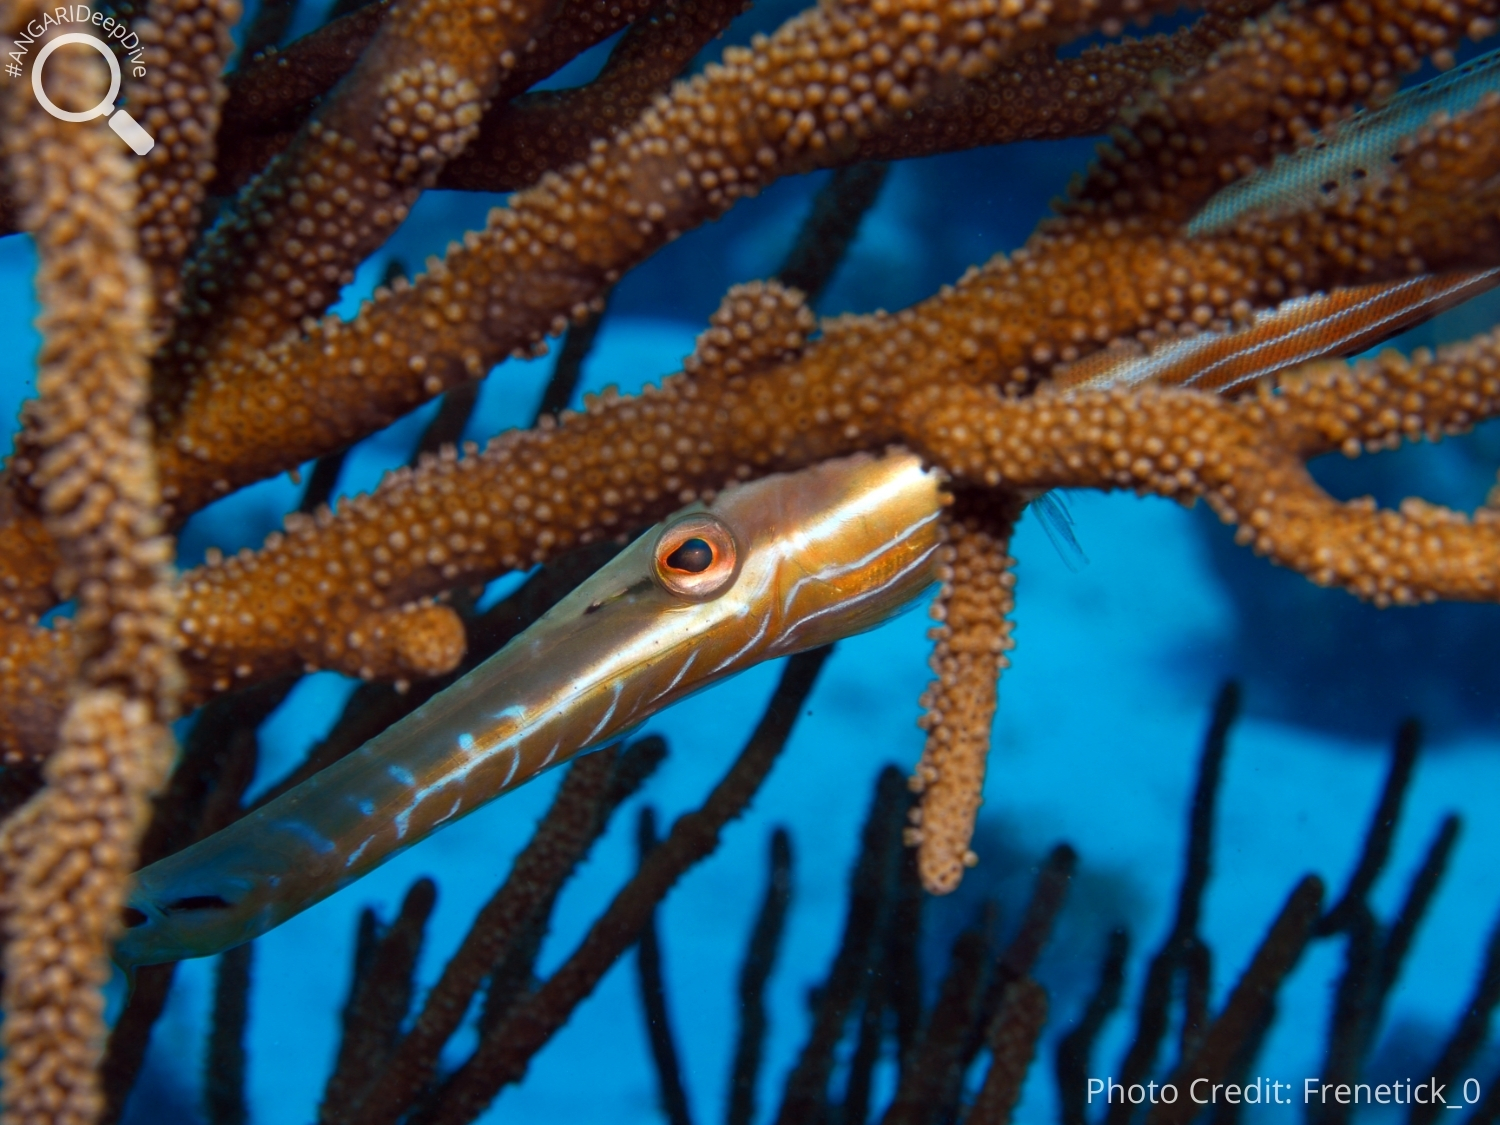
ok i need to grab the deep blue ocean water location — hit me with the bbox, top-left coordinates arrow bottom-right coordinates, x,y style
1,29 -> 1499,1122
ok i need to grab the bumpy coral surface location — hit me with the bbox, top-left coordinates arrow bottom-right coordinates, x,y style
2,0 -> 1500,1113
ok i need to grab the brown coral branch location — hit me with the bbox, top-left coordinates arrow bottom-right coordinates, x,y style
0,481 -> 64,623
207,0 -> 394,194
533,290 -> 611,419
0,0 -> 1485,619
0,0 -> 1463,637
195,0 -> 1249,203
936,842 -> 1075,1087
0,19 -> 183,1121
776,162 -> 889,304
206,0 -> 671,197
967,977 -> 1049,1125
153,0 -> 561,411
886,844 -> 1073,1121
6,0 -> 1500,764
198,0 -> 1257,206
416,646 -> 829,1125
0,622 -> 74,769
906,368 -> 1500,606
203,941 -> 253,1125
153,0 -> 1494,515
1067,0 -> 1500,226
320,878 -> 437,1125
886,839 -> 926,1065
839,965 -> 887,1125
127,0 -> 241,332
633,807 -> 695,1125
1105,681 -> 1235,1123
1177,937 -> 1211,1067
1147,876 -> 1325,1125
8,266 -> 1500,761
241,0 -> 298,55
776,765 -> 907,1125
149,0 -> 1198,515
907,490 -> 1023,894
882,924 -> 994,1125
1320,719 -> 1421,934
855,0 -> 1270,165
1055,929 -> 1130,1125
98,964 -> 176,1125
726,827 -> 793,1125
1315,906 -> 1381,1125
999,842 -> 1077,980
440,0 -> 749,193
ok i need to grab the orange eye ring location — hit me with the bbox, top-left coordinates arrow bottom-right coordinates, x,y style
651,514 -> 740,601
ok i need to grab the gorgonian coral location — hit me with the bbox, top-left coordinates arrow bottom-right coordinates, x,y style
1,0 -> 1499,1113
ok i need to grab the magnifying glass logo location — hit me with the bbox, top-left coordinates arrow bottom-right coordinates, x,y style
30,32 -> 154,156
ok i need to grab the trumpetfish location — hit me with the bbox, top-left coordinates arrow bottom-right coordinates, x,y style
117,46 -> 1500,967
117,451 -> 948,966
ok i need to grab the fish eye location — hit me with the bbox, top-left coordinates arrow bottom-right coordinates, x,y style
666,538 -> 714,572
652,514 -> 740,601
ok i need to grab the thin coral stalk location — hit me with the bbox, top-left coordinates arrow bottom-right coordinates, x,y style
347,737 -> 664,1125
777,765 -> 907,1124
417,646 -> 829,1125
726,828 -> 793,1125
634,807 -> 695,1125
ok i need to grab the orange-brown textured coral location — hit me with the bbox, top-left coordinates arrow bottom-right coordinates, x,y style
4,0 -> 241,511
126,0 -> 241,330
181,530 -> 468,696
4,269 -> 1494,773
154,17 -> 1500,523
440,0 -> 750,192
852,0 -> 1272,163
0,623 -> 73,770
205,0 -> 395,195
1,696 -> 170,1125
684,279 -> 817,381
5,80 -> 1500,758
5,0 -> 1500,1105
1066,0 -> 1500,225
904,365 -> 1500,606
907,492 -> 1022,895
0,486 -> 61,624
154,0 -> 558,413
0,28 -> 181,1125
206,0 -> 674,198
149,0 -> 1200,516
197,0 -> 1255,199
0,0 -> 1494,786
1222,94 -> 1500,283
2,64 -> 180,721
5,195 -> 1500,765
152,0 -> 1497,519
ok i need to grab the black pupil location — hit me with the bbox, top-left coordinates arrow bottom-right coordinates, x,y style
665,538 -> 715,573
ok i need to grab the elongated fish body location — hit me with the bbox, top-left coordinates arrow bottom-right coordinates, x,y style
1048,54 -> 1500,395
1051,269 -> 1500,394
117,451 -> 945,967
1187,46 -> 1500,237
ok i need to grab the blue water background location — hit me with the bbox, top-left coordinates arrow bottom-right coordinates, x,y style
0,52 -> 1498,1123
